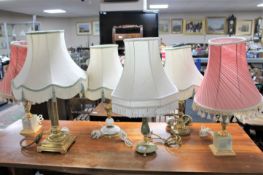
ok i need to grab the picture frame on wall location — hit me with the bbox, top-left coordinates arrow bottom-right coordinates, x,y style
92,21 -> 100,35
206,17 -> 226,34
236,20 -> 253,35
159,19 -> 170,34
171,18 -> 183,34
183,19 -> 205,34
76,22 -> 91,35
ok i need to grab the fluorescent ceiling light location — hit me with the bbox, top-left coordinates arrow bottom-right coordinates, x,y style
43,9 -> 66,14
149,4 -> 168,9
257,3 -> 263,7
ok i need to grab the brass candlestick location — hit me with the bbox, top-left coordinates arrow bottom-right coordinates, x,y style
37,98 -> 76,154
167,100 -> 192,136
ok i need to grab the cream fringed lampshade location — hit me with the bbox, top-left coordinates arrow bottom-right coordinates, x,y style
12,31 -> 87,103
164,45 -> 203,136
85,44 -> 122,100
193,37 -> 262,118
0,41 -> 27,100
112,38 -> 179,117
112,37 -> 179,155
164,46 -> 203,101
12,30 -> 87,153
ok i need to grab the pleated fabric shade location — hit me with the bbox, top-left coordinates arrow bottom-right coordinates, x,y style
193,37 -> 262,119
0,41 -> 27,100
164,46 -> 203,100
112,37 -> 179,117
85,44 -> 122,100
12,30 -> 87,104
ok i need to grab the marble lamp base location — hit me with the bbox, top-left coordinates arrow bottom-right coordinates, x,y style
20,114 -> 43,136
209,132 -> 235,156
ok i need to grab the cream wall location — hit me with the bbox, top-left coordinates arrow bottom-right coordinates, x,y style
159,11 -> 262,45
0,10 -> 262,49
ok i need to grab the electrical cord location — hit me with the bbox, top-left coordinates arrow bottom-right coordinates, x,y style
19,132 -> 43,149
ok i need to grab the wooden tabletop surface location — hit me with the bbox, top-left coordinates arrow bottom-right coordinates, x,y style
0,120 -> 263,175
90,102 -> 123,117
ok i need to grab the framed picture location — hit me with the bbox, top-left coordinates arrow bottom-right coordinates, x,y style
76,22 -> 91,35
183,19 -> 205,34
159,19 -> 170,34
92,21 -> 100,35
236,20 -> 253,35
206,17 -> 226,34
171,19 -> 183,34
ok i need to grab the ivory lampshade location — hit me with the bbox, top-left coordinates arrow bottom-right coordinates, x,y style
193,37 -> 262,117
12,31 -> 87,103
85,44 -> 122,100
112,37 -> 179,117
12,30 -> 87,153
0,41 -> 27,100
164,45 -> 203,100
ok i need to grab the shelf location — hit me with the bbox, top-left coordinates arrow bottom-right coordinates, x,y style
194,58 -> 263,64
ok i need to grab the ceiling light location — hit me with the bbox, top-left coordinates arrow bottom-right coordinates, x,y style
257,3 -> 263,7
149,4 -> 168,9
43,9 -> 66,14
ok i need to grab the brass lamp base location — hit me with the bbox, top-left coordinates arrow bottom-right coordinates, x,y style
172,126 -> 191,136
37,131 -> 76,154
209,132 -> 235,156
136,141 -> 157,156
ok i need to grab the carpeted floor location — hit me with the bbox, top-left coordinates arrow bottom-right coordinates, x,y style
0,103 -> 24,129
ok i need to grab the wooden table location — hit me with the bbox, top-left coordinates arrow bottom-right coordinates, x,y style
0,120 -> 263,175
90,102 -> 123,117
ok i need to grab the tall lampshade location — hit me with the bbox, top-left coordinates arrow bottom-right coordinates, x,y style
164,46 -> 203,136
0,41 -> 27,100
12,30 -> 87,153
86,44 -> 123,136
85,44 -> 122,100
112,37 -> 179,155
164,45 -> 203,101
193,37 -> 262,156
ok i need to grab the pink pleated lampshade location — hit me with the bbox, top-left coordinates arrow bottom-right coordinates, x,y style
193,37 -> 262,118
0,41 -> 27,100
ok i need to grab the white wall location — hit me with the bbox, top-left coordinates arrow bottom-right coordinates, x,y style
0,10 -> 262,49
0,10 -> 100,49
159,11 -> 262,45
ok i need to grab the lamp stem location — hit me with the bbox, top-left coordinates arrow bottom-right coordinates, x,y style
48,98 -> 60,133
219,115 -> 228,136
141,118 -> 150,141
23,100 -> 32,119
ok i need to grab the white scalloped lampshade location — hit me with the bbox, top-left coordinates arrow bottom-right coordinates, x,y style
85,44 -> 122,100
164,46 -> 203,101
112,37 -> 179,118
12,30 -> 87,104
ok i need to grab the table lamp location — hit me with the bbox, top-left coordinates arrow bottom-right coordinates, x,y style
193,37 -> 262,156
85,44 -> 123,136
112,37 -> 179,155
12,30 -> 87,153
0,41 -> 42,136
164,45 -> 203,136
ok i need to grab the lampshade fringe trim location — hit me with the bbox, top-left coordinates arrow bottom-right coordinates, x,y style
112,101 -> 178,118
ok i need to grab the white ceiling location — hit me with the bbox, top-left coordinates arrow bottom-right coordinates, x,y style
0,0 -> 262,17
